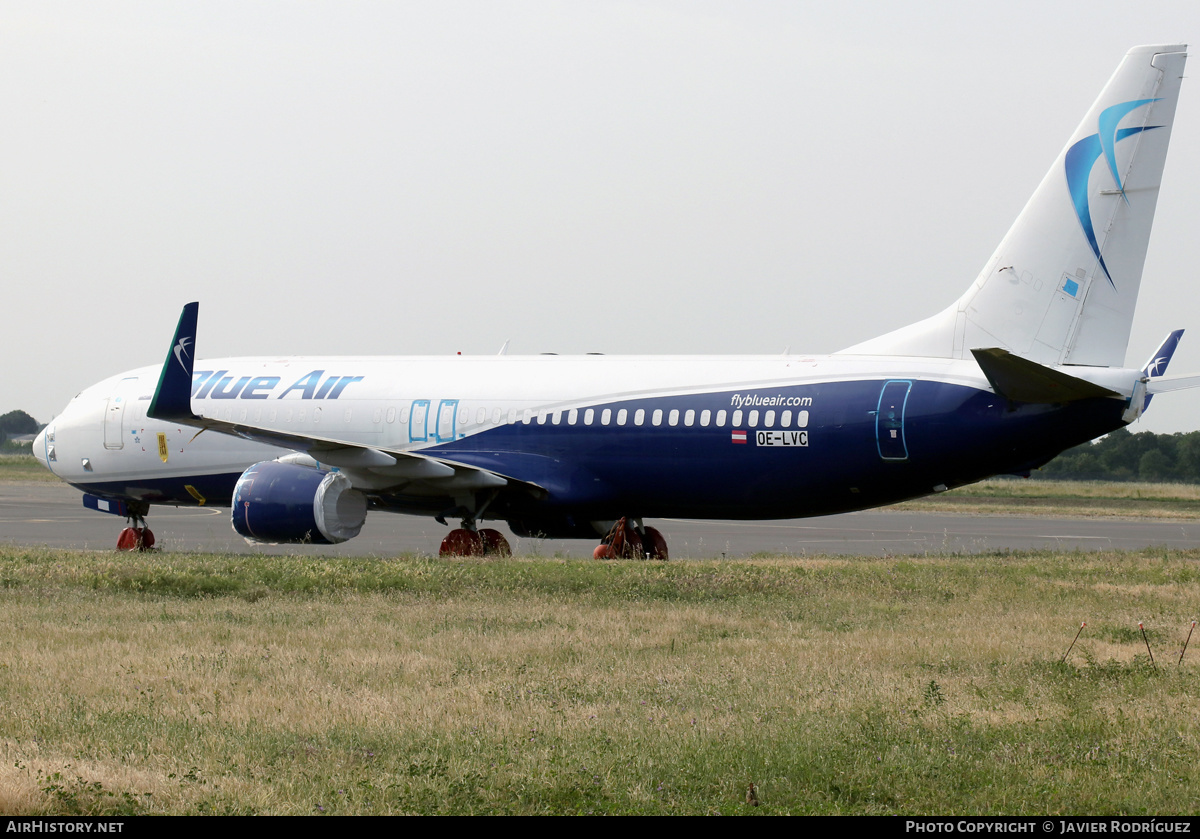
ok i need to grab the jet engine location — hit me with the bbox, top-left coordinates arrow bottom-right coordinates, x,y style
231,461 -> 367,544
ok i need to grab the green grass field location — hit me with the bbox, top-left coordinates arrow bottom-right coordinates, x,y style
0,454 -> 56,483
1,546 -> 1198,815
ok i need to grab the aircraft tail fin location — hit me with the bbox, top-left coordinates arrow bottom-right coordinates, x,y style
841,45 -> 1187,368
148,302 -> 201,423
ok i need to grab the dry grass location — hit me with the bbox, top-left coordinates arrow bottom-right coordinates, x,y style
1,547 -> 1199,814
0,454 -> 57,483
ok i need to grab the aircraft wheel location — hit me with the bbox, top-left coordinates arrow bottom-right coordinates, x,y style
478,528 -> 511,557
439,528 -> 484,557
642,526 -> 668,560
117,526 -> 155,552
615,527 -> 644,559
598,517 -> 653,559
117,527 -> 141,551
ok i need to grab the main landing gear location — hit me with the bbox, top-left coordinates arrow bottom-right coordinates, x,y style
116,506 -> 155,552
437,492 -> 512,557
593,517 -> 668,560
439,523 -> 512,557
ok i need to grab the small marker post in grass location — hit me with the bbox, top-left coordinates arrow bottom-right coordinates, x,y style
1179,621 -> 1196,666
1062,621 -> 1086,663
1140,622 -> 1156,666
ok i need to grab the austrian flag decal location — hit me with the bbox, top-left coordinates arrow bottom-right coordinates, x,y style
731,430 -> 747,444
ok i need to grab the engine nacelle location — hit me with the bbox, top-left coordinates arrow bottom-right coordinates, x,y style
231,461 -> 367,544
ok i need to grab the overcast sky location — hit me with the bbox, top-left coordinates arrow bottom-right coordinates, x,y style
3,1 -> 1199,434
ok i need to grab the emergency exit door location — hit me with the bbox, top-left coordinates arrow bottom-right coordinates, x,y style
876,380 -> 911,461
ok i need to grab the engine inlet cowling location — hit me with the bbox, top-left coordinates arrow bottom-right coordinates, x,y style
231,461 -> 367,544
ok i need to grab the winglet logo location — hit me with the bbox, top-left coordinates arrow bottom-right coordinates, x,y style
173,337 -> 193,373
1064,98 -> 1161,289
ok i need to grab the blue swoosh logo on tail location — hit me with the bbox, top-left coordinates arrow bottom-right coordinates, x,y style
1064,98 -> 1160,289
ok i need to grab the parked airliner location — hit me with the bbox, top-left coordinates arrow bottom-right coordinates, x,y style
32,45 -> 1200,557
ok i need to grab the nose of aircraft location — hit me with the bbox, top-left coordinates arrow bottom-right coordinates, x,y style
31,426 -> 50,471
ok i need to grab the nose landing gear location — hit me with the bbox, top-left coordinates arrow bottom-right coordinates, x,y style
116,510 -> 155,552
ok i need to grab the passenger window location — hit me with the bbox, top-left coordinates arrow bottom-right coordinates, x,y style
764,410 -> 775,427
569,409 -> 578,425
700,409 -> 710,427
797,410 -> 810,428
732,410 -> 742,426
601,409 -> 611,425
617,408 -> 627,425
585,408 -> 594,425
652,409 -> 663,426
716,410 -> 726,427
780,409 -> 792,428
684,409 -> 695,427
669,409 -> 679,426
635,409 -> 645,426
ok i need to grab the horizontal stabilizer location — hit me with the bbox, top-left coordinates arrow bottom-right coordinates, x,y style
1147,374 -> 1200,394
971,348 -> 1119,403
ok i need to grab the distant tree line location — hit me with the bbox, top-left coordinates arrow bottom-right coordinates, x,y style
0,410 -> 39,453
0,410 -> 37,437
1038,427 -> 1200,483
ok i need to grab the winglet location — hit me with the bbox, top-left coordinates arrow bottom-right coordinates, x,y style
148,302 -> 200,423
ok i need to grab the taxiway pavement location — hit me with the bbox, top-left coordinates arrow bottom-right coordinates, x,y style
3,481 -> 1199,558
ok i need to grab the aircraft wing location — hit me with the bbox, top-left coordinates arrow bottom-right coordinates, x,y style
147,303 -> 544,495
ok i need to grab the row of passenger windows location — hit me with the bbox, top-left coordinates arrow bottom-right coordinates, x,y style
378,405 -> 811,430
207,403 -> 811,431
